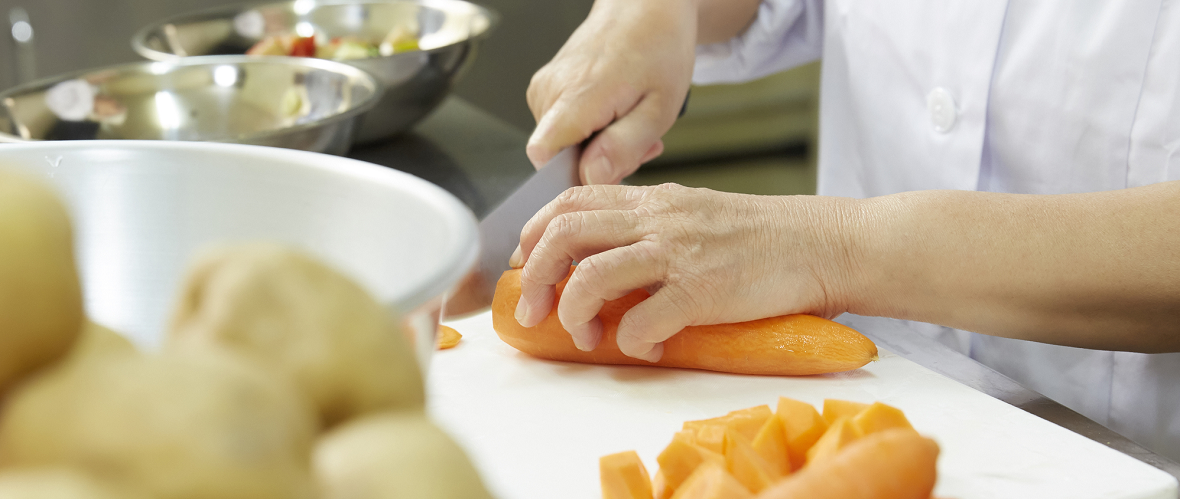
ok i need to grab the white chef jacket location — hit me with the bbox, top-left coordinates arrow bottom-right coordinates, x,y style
693,0 -> 1180,461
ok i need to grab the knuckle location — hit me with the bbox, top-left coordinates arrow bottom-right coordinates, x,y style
546,212 -> 585,242
571,258 -> 611,298
553,186 -> 594,213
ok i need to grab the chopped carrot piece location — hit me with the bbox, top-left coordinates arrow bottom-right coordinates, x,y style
852,402 -> 913,436
774,397 -> 828,471
751,414 -> 791,477
822,399 -> 870,425
754,429 -> 938,499
653,470 -> 669,499
657,431 -> 725,495
724,429 -> 781,493
601,450 -> 653,499
436,325 -> 462,349
670,462 -> 752,499
692,424 -> 726,455
724,406 -> 773,442
684,405 -> 772,444
806,417 -> 862,466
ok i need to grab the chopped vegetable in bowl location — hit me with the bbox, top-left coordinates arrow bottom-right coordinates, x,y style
246,26 -> 419,61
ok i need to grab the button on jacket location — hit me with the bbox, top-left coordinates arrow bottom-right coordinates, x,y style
693,0 -> 1180,460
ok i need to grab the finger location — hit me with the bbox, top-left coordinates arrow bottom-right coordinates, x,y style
580,94 -> 678,185
558,242 -> 665,351
527,88 -> 631,169
640,140 -> 665,164
615,284 -> 698,362
514,263 -> 564,330
526,69 -> 552,123
517,185 -> 645,267
517,210 -> 647,328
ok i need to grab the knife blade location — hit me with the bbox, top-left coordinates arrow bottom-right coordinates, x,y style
444,146 -> 580,317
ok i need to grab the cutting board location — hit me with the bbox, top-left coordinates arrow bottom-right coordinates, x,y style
428,311 -> 1178,499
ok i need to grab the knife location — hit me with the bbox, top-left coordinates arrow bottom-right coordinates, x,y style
444,146 -> 581,317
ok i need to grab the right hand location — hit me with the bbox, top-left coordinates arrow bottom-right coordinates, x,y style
526,0 -> 697,185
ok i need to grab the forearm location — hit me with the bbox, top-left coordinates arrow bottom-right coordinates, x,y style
590,0 -> 759,46
845,182 -> 1180,352
696,0 -> 761,45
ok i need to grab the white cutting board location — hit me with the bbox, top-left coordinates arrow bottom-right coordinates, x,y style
429,311 -> 1178,499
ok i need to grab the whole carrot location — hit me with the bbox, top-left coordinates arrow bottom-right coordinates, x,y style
492,268 -> 877,376
754,428 -> 939,499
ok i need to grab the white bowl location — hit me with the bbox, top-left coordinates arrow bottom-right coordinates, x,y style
0,140 -> 478,370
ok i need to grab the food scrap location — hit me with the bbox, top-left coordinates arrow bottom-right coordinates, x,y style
437,325 -> 463,350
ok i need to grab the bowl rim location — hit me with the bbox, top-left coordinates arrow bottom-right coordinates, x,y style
131,0 -> 500,62
0,55 -> 385,144
0,139 -> 481,314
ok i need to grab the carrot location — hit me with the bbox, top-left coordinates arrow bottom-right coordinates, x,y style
491,268 -> 878,376
823,399 -> 870,425
600,450 -> 654,499
670,462 -> 752,499
436,325 -> 462,350
753,429 -> 939,499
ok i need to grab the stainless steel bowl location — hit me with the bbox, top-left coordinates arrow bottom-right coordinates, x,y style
0,140 -> 479,370
132,0 -> 497,144
0,56 -> 381,155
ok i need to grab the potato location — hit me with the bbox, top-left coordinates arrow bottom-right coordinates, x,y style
0,170 -> 84,395
167,243 -> 425,427
314,411 -> 494,499
0,468 -> 149,499
0,349 -> 317,499
60,320 -> 138,367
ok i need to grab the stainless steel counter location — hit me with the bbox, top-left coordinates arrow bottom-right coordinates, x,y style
354,97 -> 1180,492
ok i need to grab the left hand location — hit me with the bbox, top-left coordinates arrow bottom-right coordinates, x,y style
510,183 -> 861,362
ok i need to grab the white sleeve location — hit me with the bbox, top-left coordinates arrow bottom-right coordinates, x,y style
692,0 -> 824,85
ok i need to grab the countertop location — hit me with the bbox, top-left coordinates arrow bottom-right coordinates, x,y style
349,97 -> 1180,492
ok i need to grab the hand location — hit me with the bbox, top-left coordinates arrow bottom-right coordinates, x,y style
510,184 -> 861,362
525,0 -> 697,185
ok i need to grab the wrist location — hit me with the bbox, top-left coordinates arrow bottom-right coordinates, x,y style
839,192 -> 932,321
761,194 -> 873,319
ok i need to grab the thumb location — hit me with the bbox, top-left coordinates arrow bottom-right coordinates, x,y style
580,95 -> 675,185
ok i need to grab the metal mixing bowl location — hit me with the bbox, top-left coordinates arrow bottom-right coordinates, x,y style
0,56 -> 381,155
0,140 -> 479,370
132,0 -> 497,144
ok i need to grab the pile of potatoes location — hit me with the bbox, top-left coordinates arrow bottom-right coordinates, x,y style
0,169 -> 493,499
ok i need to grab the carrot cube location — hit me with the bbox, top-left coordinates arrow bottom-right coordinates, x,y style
774,397 -> 829,470
601,450 -> 653,499
724,429 -> 782,493
669,462 -> 752,499
657,431 -> 726,495
822,399 -> 870,425
751,413 -> 791,476
806,417 -> 862,465
852,401 -> 913,435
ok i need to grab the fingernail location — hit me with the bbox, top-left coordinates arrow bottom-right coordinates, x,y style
514,299 -> 530,326
584,155 -> 613,185
509,245 -> 523,268
638,343 -> 664,363
571,320 -> 603,351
